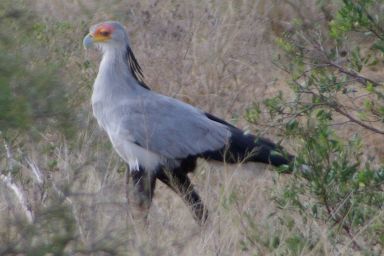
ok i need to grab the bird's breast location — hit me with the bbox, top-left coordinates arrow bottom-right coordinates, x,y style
91,97 -> 177,172
109,135 -> 164,172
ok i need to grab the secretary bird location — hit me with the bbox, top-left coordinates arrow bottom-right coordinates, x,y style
83,21 -> 294,224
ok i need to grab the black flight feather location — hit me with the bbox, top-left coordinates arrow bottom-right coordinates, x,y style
200,113 -> 294,166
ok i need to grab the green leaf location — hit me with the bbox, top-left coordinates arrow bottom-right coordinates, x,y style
366,82 -> 374,93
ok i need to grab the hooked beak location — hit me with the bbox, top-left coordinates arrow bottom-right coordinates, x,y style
83,34 -> 94,49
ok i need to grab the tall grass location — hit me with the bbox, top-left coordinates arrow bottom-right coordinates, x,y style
0,0 -> 382,255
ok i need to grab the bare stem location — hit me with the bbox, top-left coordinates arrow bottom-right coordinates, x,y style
333,106 -> 384,135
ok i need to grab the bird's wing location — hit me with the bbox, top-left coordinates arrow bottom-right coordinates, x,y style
110,93 -> 231,159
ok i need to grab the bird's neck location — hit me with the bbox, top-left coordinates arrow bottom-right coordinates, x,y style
97,47 -> 143,90
92,48 -> 144,105
99,48 -> 130,78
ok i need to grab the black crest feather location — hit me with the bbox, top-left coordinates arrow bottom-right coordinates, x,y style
126,46 -> 150,90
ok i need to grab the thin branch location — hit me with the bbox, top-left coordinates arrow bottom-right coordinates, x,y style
333,105 -> 384,135
50,179 -> 86,243
25,157 -> 43,185
328,62 -> 381,87
2,141 -> 34,223
323,193 -> 362,250
0,173 -> 33,223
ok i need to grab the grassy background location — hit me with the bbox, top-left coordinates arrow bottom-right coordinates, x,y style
0,0 -> 383,255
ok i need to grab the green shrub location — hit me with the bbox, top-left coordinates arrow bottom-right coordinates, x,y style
0,1 -> 75,139
245,0 -> 384,253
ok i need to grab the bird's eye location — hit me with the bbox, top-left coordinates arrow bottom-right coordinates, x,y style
99,30 -> 110,37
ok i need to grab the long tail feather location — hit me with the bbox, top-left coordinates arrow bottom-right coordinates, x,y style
202,113 -> 294,167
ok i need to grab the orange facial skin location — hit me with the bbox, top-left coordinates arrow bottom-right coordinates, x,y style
92,23 -> 115,42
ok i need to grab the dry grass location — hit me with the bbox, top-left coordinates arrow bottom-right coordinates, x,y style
1,0 -> 382,255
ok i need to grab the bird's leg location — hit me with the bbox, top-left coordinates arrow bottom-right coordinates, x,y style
157,169 -> 208,225
126,166 -> 156,222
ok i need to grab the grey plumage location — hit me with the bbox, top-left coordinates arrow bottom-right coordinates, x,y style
93,89 -> 231,171
84,21 -> 294,223
87,21 -> 230,172
118,94 -> 231,159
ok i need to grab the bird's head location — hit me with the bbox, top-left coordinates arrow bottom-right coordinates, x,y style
83,21 -> 129,51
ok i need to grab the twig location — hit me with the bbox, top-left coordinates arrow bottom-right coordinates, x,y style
50,180 -> 86,242
342,210 -> 384,253
2,141 -> 34,223
328,62 -> 380,87
323,195 -> 362,250
25,157 -> 43,185
333,105 -> 384,135
0,173 -> 33,223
